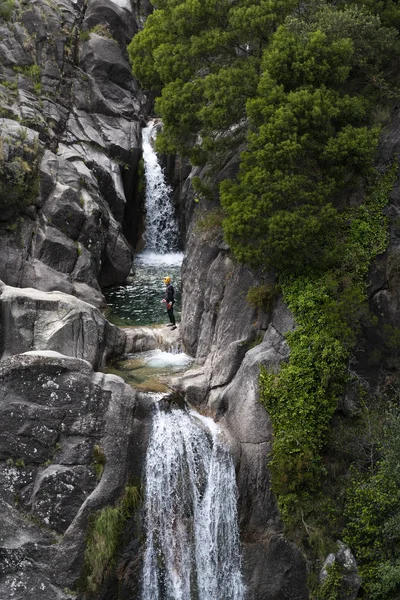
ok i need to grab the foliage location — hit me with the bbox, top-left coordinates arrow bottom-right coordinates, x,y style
344,406 -> 400,599
318,562 -> 343,600
0,0 -> 14,20
345,0 -> 400,31
0,130 -> 43,211
83,486 -> 141,595
246,283 -> 278,313
14,64 -> 42,83
260,164 -> 397,527
92,444 -> 106,480
89,23 -> 115,40
221,4 -> 396,271
194,207 -> 224,232
128,0 -> 297,164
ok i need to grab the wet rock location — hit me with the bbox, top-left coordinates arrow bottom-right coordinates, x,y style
123,324 -> 181,354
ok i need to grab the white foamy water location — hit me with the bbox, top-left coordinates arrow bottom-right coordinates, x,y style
141,408 -> 245,600
136,251 -> 184,267
138,349 -> 194,369
142,121 -> 180,253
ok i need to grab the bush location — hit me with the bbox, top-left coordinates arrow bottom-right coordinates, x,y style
343,407 -> 400,598
246,284 -> 278,313
260,164 -> 397,529
0,0 -> 14,21
0,130 -> 43,212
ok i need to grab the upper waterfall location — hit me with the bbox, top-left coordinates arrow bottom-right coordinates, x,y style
142,120 -> 180,254
141,406 -> 245,600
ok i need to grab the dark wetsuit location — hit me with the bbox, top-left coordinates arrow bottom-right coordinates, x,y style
165,283 -> 175,325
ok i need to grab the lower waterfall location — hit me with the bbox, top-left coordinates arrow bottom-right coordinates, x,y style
141,406 -> 245,600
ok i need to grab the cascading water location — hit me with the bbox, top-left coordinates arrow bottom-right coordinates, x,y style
142,120 -> 180,253
141,407 -> 245,600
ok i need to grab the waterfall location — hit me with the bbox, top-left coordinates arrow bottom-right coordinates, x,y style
141,407 -> 245,600
142,120 -> 180,253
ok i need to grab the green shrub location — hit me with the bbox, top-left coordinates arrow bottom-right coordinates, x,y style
14,64 -> 41,83
246,284 -> 278,313
260,164 -> 397,529
0,0 -> 14,20
92,444 -> 106,480
89,24 -> 115,40
0,132 -> 43,212
318,562 -> 343,600
195,207 -> 225,232
343,406 -> 400,598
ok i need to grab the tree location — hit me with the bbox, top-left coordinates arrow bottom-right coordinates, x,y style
220,4 -> 396,272
128,0 -> 297,164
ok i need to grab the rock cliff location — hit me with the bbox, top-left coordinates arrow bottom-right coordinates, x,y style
0,351 -> 152,600
0,0 -> 151,306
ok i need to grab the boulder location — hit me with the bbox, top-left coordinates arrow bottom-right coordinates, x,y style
123,324 -> 181,353
0,282 -> 125,369
243,537 -> 309,600
320,541 -> 361,600
0,351 -> 152,599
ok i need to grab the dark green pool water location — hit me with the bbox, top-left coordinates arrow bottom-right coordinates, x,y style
103,251 -> 183,326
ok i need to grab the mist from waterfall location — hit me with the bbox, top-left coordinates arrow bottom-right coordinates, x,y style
142,120 -> 180,254
141,407 -> 245,600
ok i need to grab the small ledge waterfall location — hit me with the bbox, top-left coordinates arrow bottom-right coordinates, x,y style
141,407 -> 245,600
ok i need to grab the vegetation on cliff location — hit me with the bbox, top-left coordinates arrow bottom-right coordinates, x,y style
129,0 -> 400,596
0,128 -> 43,212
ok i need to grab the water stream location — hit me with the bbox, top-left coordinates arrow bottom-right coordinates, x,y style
141,120 -> 180,253
105,120 -> 245,598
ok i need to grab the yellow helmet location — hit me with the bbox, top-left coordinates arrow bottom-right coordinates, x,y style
163,276 -> 171,284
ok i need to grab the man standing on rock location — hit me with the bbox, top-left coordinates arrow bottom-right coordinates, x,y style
162,276 -> 176,330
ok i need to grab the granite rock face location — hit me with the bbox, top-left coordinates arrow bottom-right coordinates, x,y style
0,280 -> 125,369
0,351 -> 152,600
0,0 -> 151,306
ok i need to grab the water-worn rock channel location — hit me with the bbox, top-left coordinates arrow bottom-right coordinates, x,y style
102,118 -> 247,598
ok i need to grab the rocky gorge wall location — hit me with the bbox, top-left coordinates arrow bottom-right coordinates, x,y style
0,0 -> 152,306
4,2 -> 400,600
